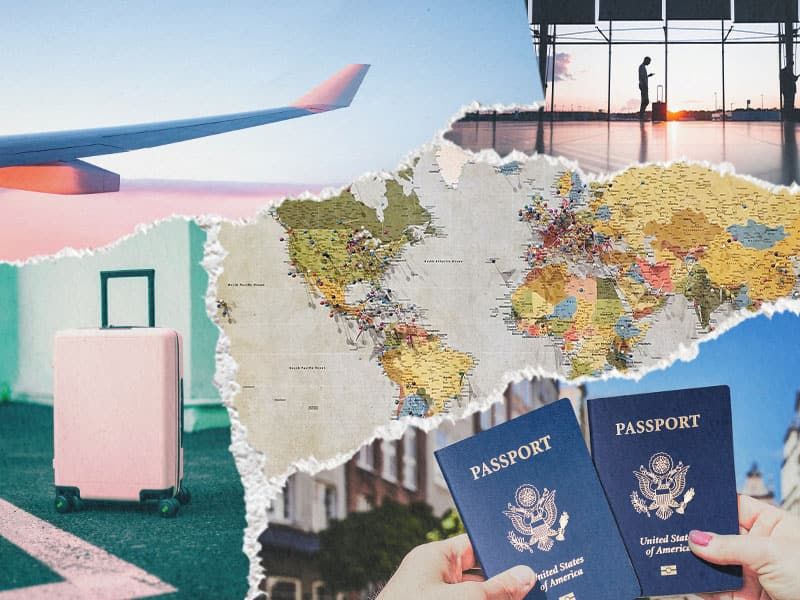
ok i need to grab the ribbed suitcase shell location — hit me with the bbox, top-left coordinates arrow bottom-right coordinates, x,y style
53,328 -> 183,502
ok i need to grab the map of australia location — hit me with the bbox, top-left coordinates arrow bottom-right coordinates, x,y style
214,143 -> 800,479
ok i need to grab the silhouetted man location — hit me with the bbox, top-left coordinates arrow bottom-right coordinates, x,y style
780,64 -> 799,121
639,57 -> 654,120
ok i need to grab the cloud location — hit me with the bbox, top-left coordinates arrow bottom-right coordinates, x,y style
621,97 -> 641,112
546,52 -> 575,82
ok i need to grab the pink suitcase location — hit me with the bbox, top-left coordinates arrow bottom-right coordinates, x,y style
53,269 -> 190,517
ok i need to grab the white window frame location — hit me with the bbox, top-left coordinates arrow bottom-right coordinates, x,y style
282,477 -> 293,523
381,439 -> 398,482
355,493 -> 372,512
356,442 -> 374,471
266,576 -> 302,600
267,477 -> 294,525
312,580 -> 342,600
402,429 -> 418,491
324,484 -> 337,523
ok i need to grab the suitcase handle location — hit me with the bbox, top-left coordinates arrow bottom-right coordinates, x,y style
100,269 -> 155,328
657,84 -> 664,103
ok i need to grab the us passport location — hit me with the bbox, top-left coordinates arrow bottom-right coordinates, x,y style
588,385 -> 742,597
435,399 -> 640,600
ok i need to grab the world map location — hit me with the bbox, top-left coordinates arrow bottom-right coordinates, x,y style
214,143 -> 800,478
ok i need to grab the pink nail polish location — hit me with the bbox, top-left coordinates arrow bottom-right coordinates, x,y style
689,530 -> 712,546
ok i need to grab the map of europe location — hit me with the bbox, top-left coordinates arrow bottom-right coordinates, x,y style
214,143 -> 800,478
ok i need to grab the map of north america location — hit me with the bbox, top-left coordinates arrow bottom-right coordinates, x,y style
214,143 -> 800,478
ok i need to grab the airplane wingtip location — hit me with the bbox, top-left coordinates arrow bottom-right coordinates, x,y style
291,63 -> 371,111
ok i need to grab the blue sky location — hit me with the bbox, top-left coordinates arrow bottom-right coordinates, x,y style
587,311 -> 800,502
0,1 -> 542,183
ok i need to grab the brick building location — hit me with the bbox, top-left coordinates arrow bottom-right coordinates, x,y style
260,378 -> 583,599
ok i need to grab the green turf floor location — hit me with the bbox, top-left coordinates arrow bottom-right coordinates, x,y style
0,536 -> 61,589
0,402 -> 248,599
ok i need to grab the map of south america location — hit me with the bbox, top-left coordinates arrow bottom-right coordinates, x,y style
214,143 -> 800,479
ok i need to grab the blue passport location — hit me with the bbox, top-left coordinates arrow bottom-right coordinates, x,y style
588,385 -> 742,597
435,399 -> 640,600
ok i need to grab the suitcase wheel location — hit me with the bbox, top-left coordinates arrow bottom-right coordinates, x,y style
55,495 -> 71,514
158,498 -> 180,518
55,494 -> 83,513
176,486 -> 191,506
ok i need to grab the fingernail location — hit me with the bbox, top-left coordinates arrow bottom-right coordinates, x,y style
689,530 -> 713,546
508,565 -> 536,587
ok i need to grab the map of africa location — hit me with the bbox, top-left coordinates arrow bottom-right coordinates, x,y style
213,143 -> 800,479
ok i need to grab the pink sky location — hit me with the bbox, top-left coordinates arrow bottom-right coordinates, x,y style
0,180 -> 328,263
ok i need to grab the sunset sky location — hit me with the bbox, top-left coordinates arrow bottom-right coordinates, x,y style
544,21 -> 785,112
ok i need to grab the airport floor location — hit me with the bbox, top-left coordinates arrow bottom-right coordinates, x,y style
446,119 -> 800,187
0,402 -> 248,599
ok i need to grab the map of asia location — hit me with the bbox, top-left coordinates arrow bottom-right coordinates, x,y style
214,143 -> 800,478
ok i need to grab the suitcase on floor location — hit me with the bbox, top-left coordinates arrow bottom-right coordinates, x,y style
652,84 -> 667,122
53,269 -> 190,517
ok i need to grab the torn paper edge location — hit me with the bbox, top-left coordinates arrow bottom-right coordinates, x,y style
0,214 -> 202,268
207,119 -> 800,600
0,101 -> 540,600
200,215 -> 272,597
0,99 -> 538,269
7,101 -> 800,600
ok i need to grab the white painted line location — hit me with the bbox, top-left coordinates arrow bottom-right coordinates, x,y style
0,498 -> 176,599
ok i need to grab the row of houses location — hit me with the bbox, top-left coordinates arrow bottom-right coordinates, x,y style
261,385 -> 800,600
258,378 -> 579,600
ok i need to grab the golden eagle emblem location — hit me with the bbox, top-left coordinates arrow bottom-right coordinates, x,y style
630,452 -> 695,520
504,484 -> 569,553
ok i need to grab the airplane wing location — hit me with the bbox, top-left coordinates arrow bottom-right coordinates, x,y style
0,64 -> 369,194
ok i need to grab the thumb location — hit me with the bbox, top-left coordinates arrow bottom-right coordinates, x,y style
689,530 -> 774,570
479,565 -> 537,600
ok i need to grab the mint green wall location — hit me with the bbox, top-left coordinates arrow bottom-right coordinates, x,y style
0,264 -> 18,399
189,222 -> 219,401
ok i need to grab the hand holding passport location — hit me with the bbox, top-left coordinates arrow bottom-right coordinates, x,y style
588,385 -> 741,597
436,398 -> 640,599
434,386 -> 744,599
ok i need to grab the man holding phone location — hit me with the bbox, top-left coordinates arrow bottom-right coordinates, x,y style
639,56 -> 654,120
